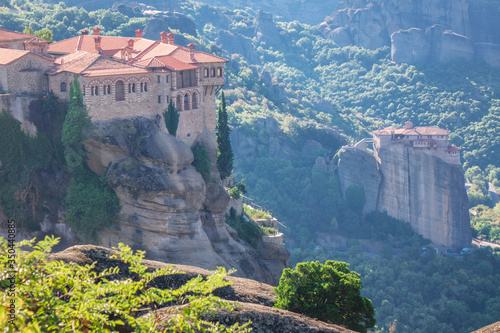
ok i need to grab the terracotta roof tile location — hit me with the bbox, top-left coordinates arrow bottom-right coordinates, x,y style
0,48 -> 53,65
49,51 -> 147,76
169,47 -> 228,64
374,126 -> 450,136
0,29 -> 34,42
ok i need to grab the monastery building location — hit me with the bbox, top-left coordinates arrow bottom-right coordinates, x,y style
0,28 -> 228,145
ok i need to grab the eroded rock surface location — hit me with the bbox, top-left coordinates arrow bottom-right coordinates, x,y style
338,145 -> 471,249
84,117 -> 280,284
319,0 -> 500,66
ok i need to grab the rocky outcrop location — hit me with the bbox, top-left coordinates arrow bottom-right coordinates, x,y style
84,117 -> 282,284
143,12 -> 197,42
49,244 -> 353,333
254,10 -> 286,47
338,144 -> 471,249
319,0 -> 500,66
217,30 -> 261,64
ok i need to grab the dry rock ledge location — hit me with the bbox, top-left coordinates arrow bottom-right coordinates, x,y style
49,245 -> 354,333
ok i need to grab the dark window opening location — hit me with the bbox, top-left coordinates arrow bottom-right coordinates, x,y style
204,68 -> 209,77
115,80 -> 125,101
158,95 -> 161,103
217,68 -> 222,77
60,82 -> 66,92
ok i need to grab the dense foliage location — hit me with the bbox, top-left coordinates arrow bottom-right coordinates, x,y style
274,260 -> 375,332
291,244 -> 500,333
62,76 -> 120,242
163,101 -> 179,137
226,208 -> 262,247
0,110 -> 53,231
216,91 -> 234,180
191,144 -> 211,183
0,236 -> 250,332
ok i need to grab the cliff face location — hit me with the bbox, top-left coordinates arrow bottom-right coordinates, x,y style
84,117 -> 285,285
319,0 -> 500,66
338,145 -> 471,249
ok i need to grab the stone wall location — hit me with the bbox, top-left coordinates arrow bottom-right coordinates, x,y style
0,53 -> 51,95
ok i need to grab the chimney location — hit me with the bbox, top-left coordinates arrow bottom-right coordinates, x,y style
135,29 -> 143,38
92,27 -> 101,36
160,31 -> 168,43
81,29 -> 89,35
188,43 -> 195,61
128,39 -> 134,49
94,36 -> 102,51
167,33 -> 175,45
405,121 -> 413,129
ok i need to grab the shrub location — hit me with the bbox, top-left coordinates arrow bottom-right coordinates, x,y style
226,211 -> 263,247
163,101 -> 179,136
274,260 -> 375,333
192,144 -> 211,183
0,236 -> 250,332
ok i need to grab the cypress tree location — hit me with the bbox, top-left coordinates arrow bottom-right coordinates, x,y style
216,91 -> 233,179
163,100 -> 179,136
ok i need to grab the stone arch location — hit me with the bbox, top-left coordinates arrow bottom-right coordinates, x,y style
184,93 -> 190,110
192,91 -> 199,109
176,94 -> 183,111
115,80 -> 125,101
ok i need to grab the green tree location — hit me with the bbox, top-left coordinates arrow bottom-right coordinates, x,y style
274,260 -> 376,333
61,76 -> 90,172
61,75 -> 120,242
23,26 -> 53,42
163,100 -> 179,136
192,144 -> 211,183
0,236 -> 250,332
216,91 -> 233,179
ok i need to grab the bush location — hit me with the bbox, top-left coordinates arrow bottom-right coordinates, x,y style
191,144 -> 211,183
0,236 -> 250,332
163,101 -> 179,136
274,260 -> 375,333
226,210 -> 263,247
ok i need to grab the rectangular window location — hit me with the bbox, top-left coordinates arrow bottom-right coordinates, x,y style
158,95 -> 161,103
204,68 -> 209,77
144,82 -> 147,92
217,68 -> 222,76
166,75 -> 169,83
157,75 -> 160,83
166,96 -> 170,104
140,82 -> 144,92
211,68 -> 216,77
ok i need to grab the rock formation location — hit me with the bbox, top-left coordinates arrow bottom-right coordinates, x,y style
84,116 -> 287,285
319,0 -> 500,66
338,140 -> 471,250
49,244 -> 353,333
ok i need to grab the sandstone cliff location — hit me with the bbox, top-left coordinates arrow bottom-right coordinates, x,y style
84,116 -> 288,285
338,145 -> 471,249
318,0 -> 500,66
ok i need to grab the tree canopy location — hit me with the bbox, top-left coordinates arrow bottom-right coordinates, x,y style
274,260 -> 376,332
216,91 -> 233,180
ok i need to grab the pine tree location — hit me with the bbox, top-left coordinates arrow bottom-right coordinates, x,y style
216,91 -> 233,179
163,100 -> 179,136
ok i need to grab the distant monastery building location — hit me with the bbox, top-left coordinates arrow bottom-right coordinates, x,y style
0,27 -> 227,145
345,121 -> 461,165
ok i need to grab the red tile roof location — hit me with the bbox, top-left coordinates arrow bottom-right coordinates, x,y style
48,34 -> 228,71
49,51 -> 147,77
0,29 -> 34,42
374,126 -> 450,136
0,48 -> 53,65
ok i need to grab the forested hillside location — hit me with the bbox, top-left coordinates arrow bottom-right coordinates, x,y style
1,0 -> 500,331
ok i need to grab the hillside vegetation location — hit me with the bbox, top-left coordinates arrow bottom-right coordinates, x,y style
1,0 -> 500,331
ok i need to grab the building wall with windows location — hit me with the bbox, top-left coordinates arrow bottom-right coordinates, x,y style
0,53 -> 52,95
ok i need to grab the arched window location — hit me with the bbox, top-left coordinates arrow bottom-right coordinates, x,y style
192,92 -> 198,109
184,93 -> 190,110
217,67 -> 222,77
115,80 -> 125,101
107,85 -> 111,95
144,82 -> 148,92
204,68 -> 209,77
132,83 -> 136,93
176,94 -> 182,111
211,68 -> 216,77
95,86 -> 98,95
140,82 -> 144,92
82,84 -> 85,95
60,82 -> 66,92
